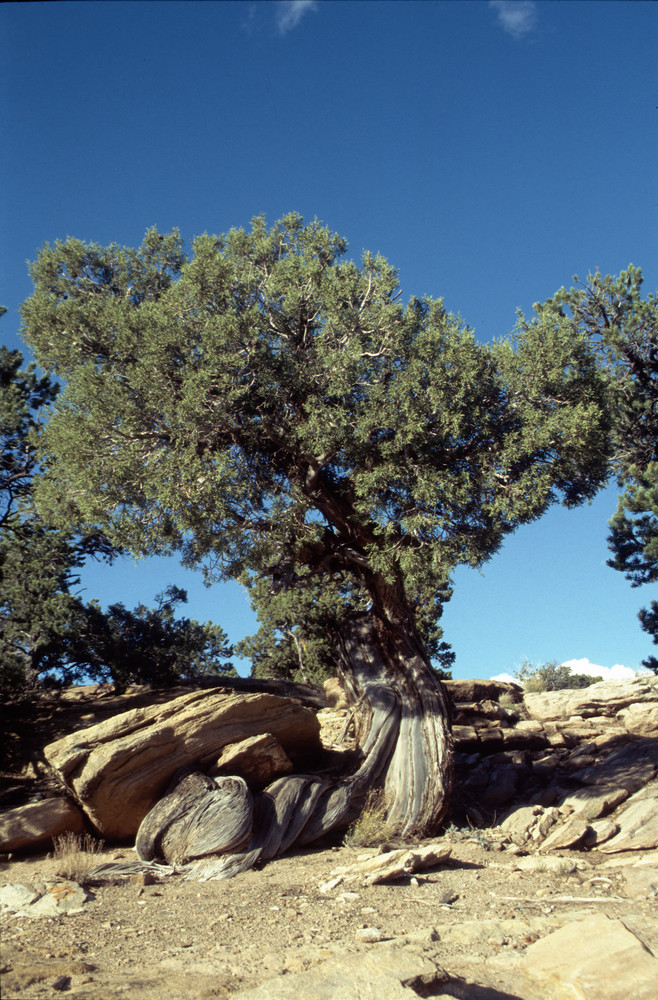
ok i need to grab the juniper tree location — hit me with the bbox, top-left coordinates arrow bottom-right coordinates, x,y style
0,345 -> 115,693
541,267 -> 658,671
236,567 -> 454,684
0,346 -> 233,694
21,215 -> 611,848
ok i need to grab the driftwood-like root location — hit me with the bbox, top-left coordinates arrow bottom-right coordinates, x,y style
136,769 -> 253,865
135,614 -> 453,880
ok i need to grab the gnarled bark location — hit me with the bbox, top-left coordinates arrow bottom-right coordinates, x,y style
135,611 -> 453,880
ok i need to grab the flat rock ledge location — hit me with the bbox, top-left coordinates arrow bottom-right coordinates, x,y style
445,674 -> 658,856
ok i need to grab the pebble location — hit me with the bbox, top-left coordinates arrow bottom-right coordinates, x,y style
355,926 -> 383,943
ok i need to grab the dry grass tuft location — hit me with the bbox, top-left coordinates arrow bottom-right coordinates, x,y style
344,789 -> 401,848
52,831 -> 105,884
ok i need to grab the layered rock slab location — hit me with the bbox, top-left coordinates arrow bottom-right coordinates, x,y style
523,675 -> 658,723
523,913 -> 658,1000
228,947 -> 446,1000
0,797 -> 85,852
43,689 -> 321,840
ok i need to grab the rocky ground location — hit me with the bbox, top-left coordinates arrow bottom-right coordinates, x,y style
2,829 -> 657,999
2,676 -> 657,999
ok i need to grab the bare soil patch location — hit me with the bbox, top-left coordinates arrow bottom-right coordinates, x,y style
1,685 -> 656,999
2,834 -> 655,999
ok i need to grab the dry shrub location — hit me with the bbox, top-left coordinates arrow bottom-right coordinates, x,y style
344,789 -> 400,847
52,831 -> 105,884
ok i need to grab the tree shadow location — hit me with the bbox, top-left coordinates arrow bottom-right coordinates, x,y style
436,981 -> 526,1000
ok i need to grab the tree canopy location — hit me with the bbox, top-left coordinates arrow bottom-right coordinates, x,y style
1,345 -> 115,693
541,267 -> 658,671
22,215 -> 611,633
0,346 -> 234,696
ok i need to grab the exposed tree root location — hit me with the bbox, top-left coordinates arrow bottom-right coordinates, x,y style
129,615 -> 453,880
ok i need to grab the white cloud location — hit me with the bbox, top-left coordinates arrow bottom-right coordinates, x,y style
489,1 -> 538,39
276,0 -> 318,35
562,658 -> 638,682
491,659 -> 639,685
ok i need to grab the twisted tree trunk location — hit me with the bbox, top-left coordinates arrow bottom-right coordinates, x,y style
134,594 -> 453,880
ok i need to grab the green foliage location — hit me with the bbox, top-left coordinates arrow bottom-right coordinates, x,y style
75,585 -> 235,692
236,569 -> 454,684
540,267 -> 657,671
21,215 -> 612,676
0,347 -> 234,697
235,571 -> 365,684
514,659 -> 602,692
1,345 -> 59,524
0,516 -> 102,694
0,345 -> 116,695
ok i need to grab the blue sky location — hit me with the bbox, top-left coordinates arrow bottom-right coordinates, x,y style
2,1 -> 656,680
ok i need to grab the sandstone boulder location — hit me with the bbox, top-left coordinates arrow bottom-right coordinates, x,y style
0,797 -> 85,853
228,947 -> 446,1000
600,779 -> 658,853
43,689 -> 321,840
616,700 -> 658,735
523,913 -> 658,1000
561,784 -> 630,821
208,733 -> 293,789
568,739 -> 657,792
523,675 -> 658,723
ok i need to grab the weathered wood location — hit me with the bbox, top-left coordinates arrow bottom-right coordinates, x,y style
165,613 -> 453,880
84,603 -> 454,879
136,768 -> 254,865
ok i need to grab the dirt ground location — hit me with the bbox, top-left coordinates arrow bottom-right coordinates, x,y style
1,685 -> 656,999
2,833 -> 656,1000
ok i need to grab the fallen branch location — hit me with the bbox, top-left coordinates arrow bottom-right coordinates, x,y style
496,895 -> 626,904
320,842 -> 452,891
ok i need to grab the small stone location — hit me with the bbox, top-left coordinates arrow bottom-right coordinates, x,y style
319,875 -> 344,893
129,872 -> 156,886
0,883 -> 41,913
539,815 -> 589,852
52,975 -> 70,991
516,855 -> 577,874
356,926 -> 384,942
